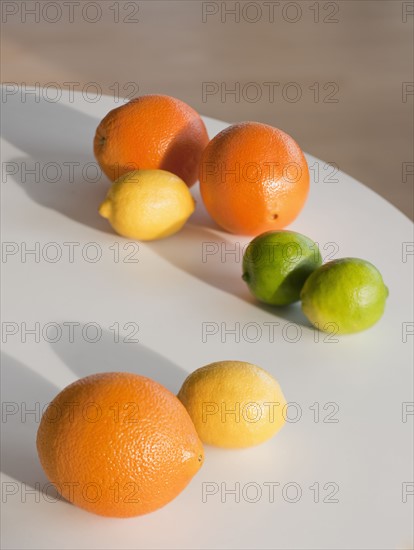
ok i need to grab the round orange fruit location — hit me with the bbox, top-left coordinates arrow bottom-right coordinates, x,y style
199,122 -> 310,235
36,372 -> 204,517
94,94 -> 209,187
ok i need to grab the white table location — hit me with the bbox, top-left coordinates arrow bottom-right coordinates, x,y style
1,87 -> 413,550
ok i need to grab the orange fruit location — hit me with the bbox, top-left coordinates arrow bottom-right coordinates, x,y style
199,122 -> 310,235
36,372 -> 204,517
94,95 -> 209,187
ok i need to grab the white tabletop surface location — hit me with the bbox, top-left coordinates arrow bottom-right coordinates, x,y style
1,87 -> 413,550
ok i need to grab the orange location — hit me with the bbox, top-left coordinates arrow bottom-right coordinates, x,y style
36,372 -> 204,517
94,95 -> 209,187
199,122 -> 310,235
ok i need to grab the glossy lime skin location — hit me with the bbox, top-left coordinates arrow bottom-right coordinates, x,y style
301,258 -> 389,334
242,230 -> 322,306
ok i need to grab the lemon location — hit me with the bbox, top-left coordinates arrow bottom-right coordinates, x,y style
242,230 -> 322,306
301,258 -> 389,334
99,169 -> 195,240
177,361 -> 286,448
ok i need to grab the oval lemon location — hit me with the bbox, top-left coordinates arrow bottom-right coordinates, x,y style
99,169 -> 195,241
178,361 -> 287,448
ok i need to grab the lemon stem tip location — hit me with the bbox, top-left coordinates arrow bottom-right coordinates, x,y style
99,199 -> 111,219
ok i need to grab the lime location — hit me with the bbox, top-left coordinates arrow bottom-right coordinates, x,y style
301,258 -> 389,334
242,230 -> 322,306
99,169 -> 195,241
177,361 -> 286,448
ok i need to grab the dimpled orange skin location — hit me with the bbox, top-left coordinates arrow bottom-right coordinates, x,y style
199,122 -> 310,235
94,95 -> 210,187
36,372 -> 204,518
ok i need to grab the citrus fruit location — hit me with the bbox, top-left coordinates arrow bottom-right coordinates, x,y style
242,230 -> 322,306
177,361 -> 286,448
301,258 -> 389,334
199,122 -> 309,235
36,372 -> 204,517
94,94 -> 209,186
99,169 -> 195,240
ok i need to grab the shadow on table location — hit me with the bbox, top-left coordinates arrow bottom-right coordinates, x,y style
2,92 -> 110,232
1,352 -> 59,489
9,153 -> 111,232
49,326 -> 187,395
147,223 -> 312,327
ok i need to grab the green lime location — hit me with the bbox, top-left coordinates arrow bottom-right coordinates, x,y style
242,230 -> 322,306
300,258 -> 389,334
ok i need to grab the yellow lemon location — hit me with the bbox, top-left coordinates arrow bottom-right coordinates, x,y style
99,169 -> 195,241
177,361 -> 287,448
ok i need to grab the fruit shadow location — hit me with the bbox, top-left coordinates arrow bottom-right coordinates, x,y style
2,92 -> 110,232
9,154 -> 111,233
49,325 -> 188,395
1,352 -> 59,489
147,222 -> 313,327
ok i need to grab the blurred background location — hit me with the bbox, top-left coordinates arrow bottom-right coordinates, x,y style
2,0 -> 413,218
